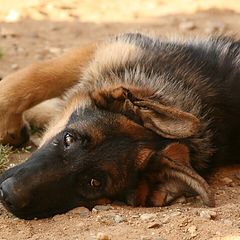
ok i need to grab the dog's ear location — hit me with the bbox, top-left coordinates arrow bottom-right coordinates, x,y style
91,87 -> 200,139
126,143 -> 215,207
155,143 -> 215,207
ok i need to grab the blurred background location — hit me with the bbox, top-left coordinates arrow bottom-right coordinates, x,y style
0,0 -> 240,77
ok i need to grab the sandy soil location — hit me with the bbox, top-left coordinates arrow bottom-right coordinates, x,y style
0,0 -> 240,239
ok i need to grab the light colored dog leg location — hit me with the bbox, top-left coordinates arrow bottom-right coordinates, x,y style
0,43 -> 97,146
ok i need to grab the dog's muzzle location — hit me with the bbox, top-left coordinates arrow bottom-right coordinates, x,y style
0,177 -> 30,210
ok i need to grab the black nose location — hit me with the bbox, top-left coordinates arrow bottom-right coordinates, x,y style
0,177 -> 30,209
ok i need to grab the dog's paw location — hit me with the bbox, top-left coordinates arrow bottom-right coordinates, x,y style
0,113 -> 30,147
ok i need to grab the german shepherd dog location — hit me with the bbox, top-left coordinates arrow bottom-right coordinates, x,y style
0,33 -> 239,219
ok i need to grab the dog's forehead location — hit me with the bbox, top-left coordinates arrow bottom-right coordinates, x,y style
65,107 -> 121,142
67,107 -> 117,128
66,106 -> 157,142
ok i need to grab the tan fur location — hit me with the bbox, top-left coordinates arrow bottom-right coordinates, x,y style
24,98 -> 63,128
0,43 -> 97,145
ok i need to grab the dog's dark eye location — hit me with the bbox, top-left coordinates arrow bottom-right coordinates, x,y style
64,133 -> 75,148
90,178 -> 101,188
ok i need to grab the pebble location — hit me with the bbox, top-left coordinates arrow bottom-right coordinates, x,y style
96,232 -> 111,240
161,216 -> 170,224
52,214 -> 66,222
199,210 -> 217,220
114,215 -> 126,223
140,236 -> 151,240
16,47 -> 24,53
11,64 -> 19,70
175,196 -> 186,204
188,225 -> 198,237
148,223 -> 161,229
78,207 -> 90,217
179,21 -> 196,31
221,177 -> 233,185
223,219 -> 233,226
140,213 -> 156,221
67,206 -> 90,217
48,47 -> 62,55
96,215 -> 112,224
92,205 -> 112,211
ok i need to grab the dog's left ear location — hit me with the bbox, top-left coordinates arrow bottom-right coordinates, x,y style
91,87 -> 200,139
156,143 -> 215,207
127,143 -> 215,207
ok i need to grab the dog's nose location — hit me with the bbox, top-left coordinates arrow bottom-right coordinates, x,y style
0,177 -> 30,209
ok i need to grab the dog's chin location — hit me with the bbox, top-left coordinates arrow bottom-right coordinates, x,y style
2,203 -> 80,220
0,195 -> 86,220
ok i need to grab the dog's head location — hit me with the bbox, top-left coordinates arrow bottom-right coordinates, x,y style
0,87 -> 214,219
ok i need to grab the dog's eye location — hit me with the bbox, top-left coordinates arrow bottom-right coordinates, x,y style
90,178 -> 101,188
64,133 -> 75,148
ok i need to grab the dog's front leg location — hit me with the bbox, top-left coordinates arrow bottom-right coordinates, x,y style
0,43 -> 97,146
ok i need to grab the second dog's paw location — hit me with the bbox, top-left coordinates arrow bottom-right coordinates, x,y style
0,114 -> 30,147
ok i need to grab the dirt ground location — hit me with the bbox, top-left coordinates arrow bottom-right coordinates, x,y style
0,0 -> 240,239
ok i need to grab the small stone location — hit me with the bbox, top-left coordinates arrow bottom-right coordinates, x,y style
114,215 -> 126,223
140,213 -> 156,221
223,219 -> 233,226
96,232 -> 111,240
221,177 -> 233,185
148,223 -> 161,229
67,206 -> 90,217
179,21 -> 196,31
52,214 -> 66,222
175,196 -> 186,204
161,216 -> 170,224
16,47 -> 24,53
78,207 -> 90,217
96,215 -> 112,224
188,225 -> 197,237
48,47 -> 61,55
11,64 -> 19,70
199,210 -> 217,220
93,205 -> 112,211
92,208 -> 98,213
140,236 -> 151,240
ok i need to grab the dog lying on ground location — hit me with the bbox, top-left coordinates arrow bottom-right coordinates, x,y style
0,33 -> 239,219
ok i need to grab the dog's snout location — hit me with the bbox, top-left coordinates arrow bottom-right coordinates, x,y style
0,177 -> 30,209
